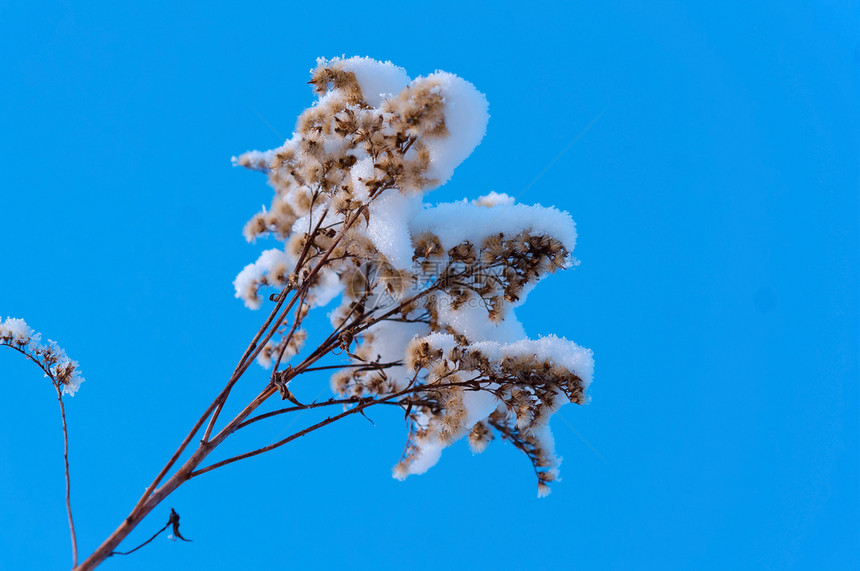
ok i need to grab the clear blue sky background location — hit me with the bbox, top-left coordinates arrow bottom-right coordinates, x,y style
1,1 -> 857,569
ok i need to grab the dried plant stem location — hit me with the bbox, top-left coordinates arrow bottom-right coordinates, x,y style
108,517 -> 171,556
236,395 -> 435,430
127,273 -> 304,515
126,206 -> 352,516
73,205 -> 392,570
3,344 -> 79,568
199,286 -> 293,443
74,371 -> 456,570
62,246 -> 496,570
189,396 -> 384,477
54,384 -> 78,569
73,388 -> 267,570
201,203 -> 331,441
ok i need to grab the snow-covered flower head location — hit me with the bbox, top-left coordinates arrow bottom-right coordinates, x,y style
234,57 -> 593,496
1,317 -> 85,396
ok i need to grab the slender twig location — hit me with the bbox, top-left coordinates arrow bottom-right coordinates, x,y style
108,519 -> 171,556
299,361 -> 402,373
189,207 -> 371,464
189,397 -> 387,478
193,374 -> 505,478
271,288 -> 309,376
130,205 -> 347,509
236,396 -> 433,430
130,277 -> 299,517
227,202 -> 365,385
200,284 -> 295,443
54,383 -> 78,568
200,199 -> 329,440
2,344 -> 79,568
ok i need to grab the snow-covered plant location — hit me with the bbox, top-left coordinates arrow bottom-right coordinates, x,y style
232,56 -> 593,489
1,317 -> 84,396
3,57 -> 593,570
1,317 -> 83,563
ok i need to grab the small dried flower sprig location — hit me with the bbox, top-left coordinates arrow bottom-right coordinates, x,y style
0,316 -> 84,396
1,315 -> 82,565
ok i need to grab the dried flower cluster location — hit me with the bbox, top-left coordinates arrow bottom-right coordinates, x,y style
1,316 -> 84,396
398,334 -> 591,495
233,57 -> 594,494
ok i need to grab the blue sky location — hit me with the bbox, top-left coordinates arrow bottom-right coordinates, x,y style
1,1 -> 857,569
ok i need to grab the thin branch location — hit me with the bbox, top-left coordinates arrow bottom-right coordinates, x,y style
189,397 -> 386,478
200,284 -> 294,444
2,343 -> 57,379
200,204 -> 357,443
299,361 -> 402,373
271,288 -> 309,376
54,383 -> 78,568
130,205 -> 349,508
236,396 -> 431,430
129,276 -> 300,516
201,196 -> 328,441
2,343 -> 79,568
226,202 -> 366,385
108,520 -> 170,556
193,376 -> 498,478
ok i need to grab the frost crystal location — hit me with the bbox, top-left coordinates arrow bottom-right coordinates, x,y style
1,317 -> 85,396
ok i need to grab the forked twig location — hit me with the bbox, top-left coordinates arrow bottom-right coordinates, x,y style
109,508 -> 190,557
